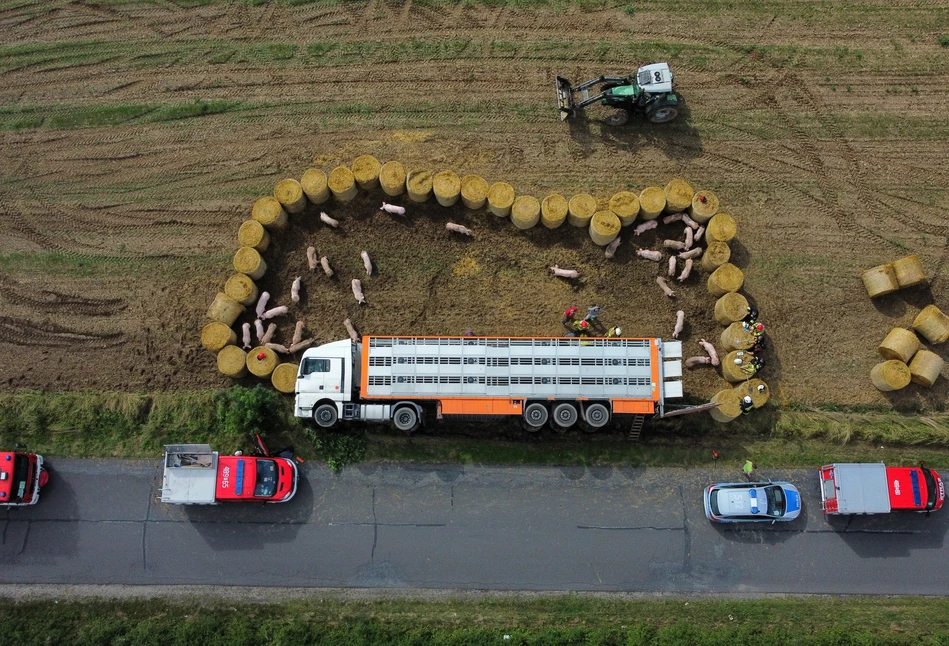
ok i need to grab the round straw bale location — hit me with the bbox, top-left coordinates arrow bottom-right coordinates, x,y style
870,360 -> 912,392
461,175 -> 489,210
511,195 -> 541,229
233,246 -> 267,280
589,210 -> 621,246
892,254 -> 927,288
271,363 -> 299,394
608,191 -> 640,227
205,292 -> 244,326
541,193 -> 569,229
714,292 -> 749,326
913,305 -> 949,344
224,273 -> 258,306
433,170 -> 462,207
638,187 -> 665,220
217,345 -> 247,379
379,161 -> 406,197
251,196 -> 287,231
274,178 -> 307,214
664,178 -> 694,214
488,182 -> 516,217
406,168 -> 434,203
237,220 -> 270,253
201,321 -> 237,354
909,350 -> 944,388
300,168 -> 329,204
707,263 -> 744,297
352,154 -> 381,190
701,241 -> 732,272
328,165 -> 357,202
877,327 -> 921,363
567,193 -> 597,227
734,378 -> 770,408
722,350 -> 754,383
689,190 -> 720,223
247,346 -> 280,378
706,213 -> 736,243
721,322 -> 756,352
861,263 -> 899,298
709,389 -> 743,423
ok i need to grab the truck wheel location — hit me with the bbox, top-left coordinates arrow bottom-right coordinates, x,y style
647,106 -> 678,123
392,406 -> 419,433
552,402 -> 578,429
313,404 -> 338,429
584,403 -> 610,429
523,402 -> 549,430
603,111 -> 629,126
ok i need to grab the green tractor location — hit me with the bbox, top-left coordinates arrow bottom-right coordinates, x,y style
556,62 -> 680,126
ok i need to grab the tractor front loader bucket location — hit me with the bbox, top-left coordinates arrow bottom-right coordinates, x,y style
555,76 -> 574,120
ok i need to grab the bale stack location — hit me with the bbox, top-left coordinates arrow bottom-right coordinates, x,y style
300,168 -> 330,204
734,378 -> 769,408
589,210 -> 621,246
707,263 -> 744,297
206,292 -> 244,326
541,193 -> 569,229
689,190 -> 719,223
274,179 -> 307,214
909,351 -> 945,388
201,322 -> 237,354
722,350 -> 754,383
352,154 -> 381,190
913,305 -> 949,344
379,161 -> 406,197
706,213 -> 736,243
233,246 -> 267,280
608,191 -> 640,227
252,196 -> 287,231
870,360 -> 912,392
247,346 -> 280,378
488,182 -> 516,217
567,193 -> 596,228
893,254 -> 927,288
217,345 -> 248,378
511,195 -> 541,229
406,168 -> 434,203
271,363 -> 299,394
701,241 -> 731,272
224,273 -> 258,306
664,179 -> 694,213
714,292 -> 749,326
461,175 -> 489,209
638,187 -> 665,220
877,327 -> 920,363
721,321 -> 756,352
861,263 -> 899,298
238,220 -> 270,253
709,389 -> 743,423
433,170 -> 462,207
328,165 -> 357,202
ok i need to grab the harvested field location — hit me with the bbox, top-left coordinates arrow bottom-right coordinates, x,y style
1,0 -> 948,411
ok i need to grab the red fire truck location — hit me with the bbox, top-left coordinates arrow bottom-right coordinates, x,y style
820,462 -> 945,515
0,448 -> 48,507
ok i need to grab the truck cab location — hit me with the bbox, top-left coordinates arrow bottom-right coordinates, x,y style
820,462 -> 945,514
0,451 -> 47,507
295,339 -> 356,422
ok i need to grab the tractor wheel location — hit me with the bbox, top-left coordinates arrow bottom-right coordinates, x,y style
603,111 -> 629,127
313,404 -> 338,429
647,106 -> 679,123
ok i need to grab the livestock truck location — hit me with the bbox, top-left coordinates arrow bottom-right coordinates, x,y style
0,448 -> 48,507
820,462 -> 945,515
294,335 -> 700,432
160,444 -> 297,505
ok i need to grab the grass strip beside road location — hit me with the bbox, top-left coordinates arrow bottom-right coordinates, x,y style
1,595 -> 949,645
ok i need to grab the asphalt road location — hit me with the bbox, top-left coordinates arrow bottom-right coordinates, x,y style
1,458 -> 947,594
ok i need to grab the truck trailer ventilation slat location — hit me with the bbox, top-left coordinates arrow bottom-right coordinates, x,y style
369,337 -> 652,349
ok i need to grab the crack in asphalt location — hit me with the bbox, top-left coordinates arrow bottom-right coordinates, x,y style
17,521 -> 30,556
371,487 -> 377,563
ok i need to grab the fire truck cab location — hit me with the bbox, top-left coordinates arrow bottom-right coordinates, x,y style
0,450 -> 48,507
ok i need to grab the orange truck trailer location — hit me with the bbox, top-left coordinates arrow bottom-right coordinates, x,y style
294,335 -> 701,432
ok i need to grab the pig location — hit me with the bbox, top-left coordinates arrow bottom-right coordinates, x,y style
633,220 -> 658,235
656,276 -> 676,298
352,278 -> 366,304
292,320 -> 305,347
679,247 -> 703,260
698,338 -> 720,366
320,211 -> 339,228
260,323 -> 277,345
320,256 -> 334,278
663,239 -> 687,251
381,202 -> 406,215
289,338 -> 315,354
677,258 -> 693,282
673,310 -> 685,339
255,291 -> 270,319
636,249 -> 662,262
682,214 -> 700,230
695,226 -> 706,242
261,305 -> 288,320
254,319 -> 265,343
668,256 -> 677,277
306,246 -> 317,270
662,212 -> 684,225
361,250 -> 373,277
604,236 -> 622,259
290,276 -> 301,303
446,222 -> 473,236
343,318 -> 359,342
684,227 -> 694,250
265,343 -> 290,355
549,265 -> 580,279
685,355 -> 712,369
241,322 -> 251,350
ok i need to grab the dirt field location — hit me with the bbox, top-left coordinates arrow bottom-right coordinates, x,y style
1,0 -> 947,410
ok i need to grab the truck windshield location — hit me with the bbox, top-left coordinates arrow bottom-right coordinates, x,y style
765,486 -> 786,517
10,454 -> 33,503
923,468 -> 938,510
254,459 -> 277,498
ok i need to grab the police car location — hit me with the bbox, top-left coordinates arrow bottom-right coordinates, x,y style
703,481 -> 802,523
